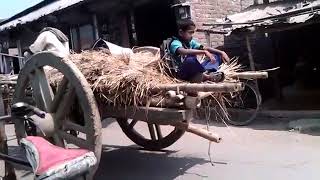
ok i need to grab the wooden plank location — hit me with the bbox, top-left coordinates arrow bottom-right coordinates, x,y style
101,106 -> 189,125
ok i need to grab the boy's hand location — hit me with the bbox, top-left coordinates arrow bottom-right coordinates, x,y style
221,52 -> 230,63
205,51 -> 216,63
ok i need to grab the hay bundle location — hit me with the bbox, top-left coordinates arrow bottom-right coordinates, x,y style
218,58 -> 242,81
49,51 -> 182,106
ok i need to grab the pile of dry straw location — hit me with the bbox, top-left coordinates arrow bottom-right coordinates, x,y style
49,50 -> 240,108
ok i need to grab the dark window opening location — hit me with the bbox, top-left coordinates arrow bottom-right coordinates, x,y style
12,58 -> 20,74
70,24 -> 95,52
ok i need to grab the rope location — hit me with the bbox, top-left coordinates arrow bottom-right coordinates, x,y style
205,104 -> 215,166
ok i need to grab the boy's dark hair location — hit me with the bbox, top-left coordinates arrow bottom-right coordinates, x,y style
177,19 -> 196,31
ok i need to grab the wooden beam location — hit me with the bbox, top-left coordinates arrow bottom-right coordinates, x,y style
101,106 -> 190,125
246,36 -> 255,71
151,82 -> 244,93
197,28 -> 228,35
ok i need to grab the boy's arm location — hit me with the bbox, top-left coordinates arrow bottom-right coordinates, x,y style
204,47 -> 230,63
176,48 -> 216,62
176,47 -> 206,55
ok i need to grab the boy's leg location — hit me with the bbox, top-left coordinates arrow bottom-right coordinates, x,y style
177,55 -> 224,82
201,53 -> 222,72
190,72 -> 225,83
205,72 -> 225,82
178,55 -> 205,81
190,73 -> 204,83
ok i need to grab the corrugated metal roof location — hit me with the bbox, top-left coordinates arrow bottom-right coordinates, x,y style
0,0 -> 85,32
208,0 -> 320,35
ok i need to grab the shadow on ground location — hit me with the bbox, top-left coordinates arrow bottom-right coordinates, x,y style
193,114 -> 320,136
95,145 -> 211,180
101,118 -> 117,128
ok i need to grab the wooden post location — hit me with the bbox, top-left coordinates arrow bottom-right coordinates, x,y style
16,40 -> 23,70
246,36 -> 255,71
92,14 -> 99,41
246,35 -> 260,92
0,92 -> 16,179
205,31 -> 211,47
271,35 -> 282,100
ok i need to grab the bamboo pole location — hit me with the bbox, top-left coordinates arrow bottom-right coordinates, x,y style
151,82 -> 244,93
0,52 -> 24,59
173,122 -> 221,143
197,92 -> 213,100
229,71 -> 268,80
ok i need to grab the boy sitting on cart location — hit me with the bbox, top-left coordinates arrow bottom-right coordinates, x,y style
169,19 -> 230,82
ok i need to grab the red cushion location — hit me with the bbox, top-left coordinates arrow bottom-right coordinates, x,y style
24,136 -> 89,175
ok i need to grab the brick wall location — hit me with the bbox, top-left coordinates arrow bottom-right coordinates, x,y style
188,0 -> 253,47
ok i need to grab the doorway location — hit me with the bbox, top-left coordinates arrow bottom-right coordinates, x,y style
134,0 -> 177,47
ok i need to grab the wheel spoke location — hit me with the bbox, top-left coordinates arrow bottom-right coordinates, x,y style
129,120 -> 138,130
30,68 -> 54,111
64,120 -> 86,133
57,130 -> 90,149
148,124 -> 156,141
55,87 -> 76,124
155,125 -> 163,140
50,77 -> 68,113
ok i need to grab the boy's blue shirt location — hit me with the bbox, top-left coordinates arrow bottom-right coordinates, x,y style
169,37 -> 202,67
169,37 -> 201,55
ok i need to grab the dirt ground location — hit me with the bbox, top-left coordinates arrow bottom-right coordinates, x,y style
1,117 -> 320,180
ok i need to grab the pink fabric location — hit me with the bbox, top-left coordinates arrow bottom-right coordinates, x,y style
25,136 -> 89,175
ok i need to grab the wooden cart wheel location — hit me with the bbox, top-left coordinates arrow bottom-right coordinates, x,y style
117,118 -> 185,150
13,52 -> 102,169
225,82 -> 261,126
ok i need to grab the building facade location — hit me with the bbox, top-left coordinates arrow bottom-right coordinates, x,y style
0,0 -> 254,73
